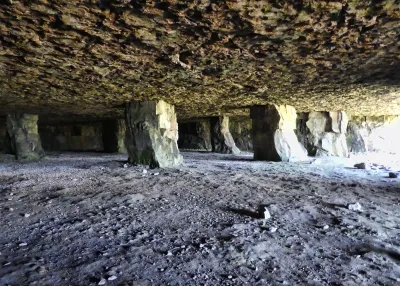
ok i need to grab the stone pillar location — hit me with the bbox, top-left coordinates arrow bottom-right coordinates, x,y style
306,111 -> 349,157
125,100 -> 183,168
6,114 -> 45,161
102,119 -> 126,153
178,120 -> 212,151
250,104 -> 307,162
210,116 -> 240,154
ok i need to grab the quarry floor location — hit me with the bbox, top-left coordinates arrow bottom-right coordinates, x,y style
0,151 -> 399,286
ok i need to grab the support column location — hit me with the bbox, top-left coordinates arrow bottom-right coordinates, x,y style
250,104 -> 307,162
102,119 -> 126,153
178,119 -> 212,151
210,116 -> 240,154
125,100 -> 183,168
306,111 -> 349,157
6,114 -> 45,161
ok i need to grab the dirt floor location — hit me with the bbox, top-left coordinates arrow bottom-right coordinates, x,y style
0,151 -> 399,286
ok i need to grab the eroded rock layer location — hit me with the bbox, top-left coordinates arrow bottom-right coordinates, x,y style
0,1 -> 400,118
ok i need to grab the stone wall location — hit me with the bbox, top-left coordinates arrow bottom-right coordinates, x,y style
347,115 -> 400,154
39,122 -> 104,152
178,120 -> 211,151
229,116 -> 253,152
0,116 -> 6,151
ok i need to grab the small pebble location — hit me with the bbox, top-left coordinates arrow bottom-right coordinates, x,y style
323,225 -> 329,230
108,275 -> 117,281
24,213 -> 30,218
142,169 -> 148,174
348,202 -> 362,211
98,278 -> 106,285
269,227 -> 278,233
19,242 -> 28,247
389,172 -> 398,178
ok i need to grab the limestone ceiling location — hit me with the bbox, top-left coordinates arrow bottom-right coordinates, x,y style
0,0 -> 400,118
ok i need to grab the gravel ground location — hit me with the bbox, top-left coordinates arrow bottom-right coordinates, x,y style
0,151 -> 399,286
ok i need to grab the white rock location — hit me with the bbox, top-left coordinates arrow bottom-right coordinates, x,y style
19,242 -> 28,247
269,227 -> 278,233
154,172 -> 159,176
108,275 -> 117,281
142,169 -> 148,174
323,225 -> 329,230
264,207 -> 271,220
123,164 -> 128,168
348,202 -> 362,211
98,278 -> 106,285
24,213 -> 30,218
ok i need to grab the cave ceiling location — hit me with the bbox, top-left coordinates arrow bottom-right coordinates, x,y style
0,0 -> 400,119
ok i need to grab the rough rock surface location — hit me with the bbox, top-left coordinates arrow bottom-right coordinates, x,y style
230,116 -> 253,152
6,114 -> 45,161
251,104 -> 307,162
178,120 -> 212,151
1,152 -> 399,285
102,119 -> 126,153
0,116 -> 6,151
0,1 -> 400,118
39,122 -> 104,152
306,111 -> 349,157
347,115 -> 400,154
210,116 -> 240,155
125,100 -> 183,168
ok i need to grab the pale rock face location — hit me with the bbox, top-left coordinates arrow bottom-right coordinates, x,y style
274,130 -> 308,162
306,111 -> 349,157
329,111 -> 349,134
210,116 -> 240,155
6,114 -> 45,161
306,112 -> 329,134
317,133 -> 349,157
125,100 -> 183,168
251,104 -> 307,162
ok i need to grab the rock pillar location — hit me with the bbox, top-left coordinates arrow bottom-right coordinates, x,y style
102,119 -> 126,153
250,104 -> 307,162
210,116 -> 240,154
306,111 -> 349,157
125,100 -> 183,168
178,120 -> 212,151
6,114 -> 45,161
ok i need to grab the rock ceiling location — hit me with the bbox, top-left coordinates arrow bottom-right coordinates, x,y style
0,0 -> 400,118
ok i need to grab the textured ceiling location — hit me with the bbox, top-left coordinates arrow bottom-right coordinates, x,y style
0,0 -> 400,118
